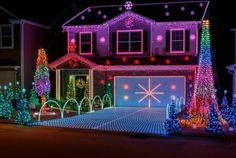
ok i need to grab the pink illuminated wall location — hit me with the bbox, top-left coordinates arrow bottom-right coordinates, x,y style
65,12 -> 199,57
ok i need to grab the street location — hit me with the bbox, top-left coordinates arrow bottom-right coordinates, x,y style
0,124 -> 236,158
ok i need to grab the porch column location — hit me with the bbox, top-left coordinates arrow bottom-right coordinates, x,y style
56,69 -> 61,100
89,69 -> 93,100
234,69 -> 236,95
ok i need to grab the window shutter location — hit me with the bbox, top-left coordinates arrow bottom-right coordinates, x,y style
143,31 -> 148,53
76,33 -> 80,53
185,30 -> 190,52
165,30 -> 170,52
93,33 -> 97,55
112,32 -> 117,54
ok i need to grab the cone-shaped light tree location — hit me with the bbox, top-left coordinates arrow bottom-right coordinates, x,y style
189,20 -> 217,126
34,48 -> 51,105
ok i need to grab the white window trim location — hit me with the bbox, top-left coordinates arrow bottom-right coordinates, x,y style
170,28 -> 185,53
116,29 -> 143,54
0,24 -> 14,49
79,32 -> 93,55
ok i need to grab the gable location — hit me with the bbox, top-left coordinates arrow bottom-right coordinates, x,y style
49,53 -> 96,70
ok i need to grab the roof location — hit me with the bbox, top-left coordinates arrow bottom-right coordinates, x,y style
0,5 -> 19,23
0,5 -> 50,28
49,52 -> 97,70
64,1 -> 209,26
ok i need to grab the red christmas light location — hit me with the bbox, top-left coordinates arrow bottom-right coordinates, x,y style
165,59 -> 170,64
100,80 -> 105,85
184,56 -> 190,61
150,56 -> 156,62
106,60 -> 111,65
187,75 -> 193,80
108,75 -> 113,80
122,57 -> 127,62
134,59 -> 140,65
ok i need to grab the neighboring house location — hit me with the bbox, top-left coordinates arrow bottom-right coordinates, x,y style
49,1 -> 209,108
227,29 -> 236,96
0,6 -> 50,92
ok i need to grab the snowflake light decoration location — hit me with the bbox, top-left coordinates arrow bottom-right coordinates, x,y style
124,1 -> 133,10
135,78 -> 164,108
124,16 -> 134,28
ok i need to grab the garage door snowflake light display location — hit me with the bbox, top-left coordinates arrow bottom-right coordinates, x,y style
135,78 -> 164,108
115,76 -> 185,108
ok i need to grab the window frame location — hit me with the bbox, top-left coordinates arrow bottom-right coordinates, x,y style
116,29 -> 143,54
170,28 -> 185,53
79,32 -> 93,55
0,24 -> 14,49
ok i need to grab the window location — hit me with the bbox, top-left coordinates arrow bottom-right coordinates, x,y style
0,25 -> 13,49
171,29 -> 185,53
79,32 -> 92,54
117,30 -> 143,54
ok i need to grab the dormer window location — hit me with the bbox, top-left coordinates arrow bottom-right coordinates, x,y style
0,25 -> 13,49
117,29 -> 143,54
170,29 -> 185,53
79,32 -> 93,54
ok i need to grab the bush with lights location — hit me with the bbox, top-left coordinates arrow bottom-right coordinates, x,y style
164,96 -> 181,135
1,85 -> 13,119
220,90 -> 230,122
29,82 -> 40,109
15,81 -> 21,100
206,96 -> 223,134
0,86 -> 4,117
15,88 -> 32,125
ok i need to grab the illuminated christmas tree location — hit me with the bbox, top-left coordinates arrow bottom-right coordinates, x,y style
15,81 -> 21,100
206,96 -> 223,134
2,86 -> 13,119
164,96 -> 181,135
7,82 -> 14,101
29,82 -> 40,109
0,86 -> 4,117
16,88 -> 32,125
189,20 -> 217,126
229,94 -> 236,131
220,90 -> 230,122
34,48 -> 51,106
66,79 -> 75,99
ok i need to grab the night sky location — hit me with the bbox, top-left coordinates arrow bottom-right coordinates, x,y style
0,0 -> 235,98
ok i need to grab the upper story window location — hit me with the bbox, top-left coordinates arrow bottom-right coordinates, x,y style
79,32 -> 92,54
117,30 -> 143,54
170,29 -> 185,53
0,25 -> 13,49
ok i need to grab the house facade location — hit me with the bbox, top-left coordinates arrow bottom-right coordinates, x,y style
0,6 -> 50,92
49,1 -> 209,108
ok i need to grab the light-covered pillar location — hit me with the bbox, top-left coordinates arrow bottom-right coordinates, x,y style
56,69 -> 61,100
89,69 -> 93,100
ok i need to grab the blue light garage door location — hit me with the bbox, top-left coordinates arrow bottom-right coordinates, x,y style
114,76 -> 185,108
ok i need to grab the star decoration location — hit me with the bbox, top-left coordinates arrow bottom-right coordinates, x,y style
135,78 -> 164,108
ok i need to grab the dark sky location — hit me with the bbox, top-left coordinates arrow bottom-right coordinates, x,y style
1,0 -> 236,97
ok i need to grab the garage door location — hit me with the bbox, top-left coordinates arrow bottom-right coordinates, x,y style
114,76 -> 185,108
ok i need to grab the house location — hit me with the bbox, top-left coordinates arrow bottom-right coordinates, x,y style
0,6 -> 50,92
49,1 -> 209,108
227,29 -> 236,96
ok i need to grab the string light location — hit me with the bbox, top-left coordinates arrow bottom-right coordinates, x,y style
188,20 -> 217,127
